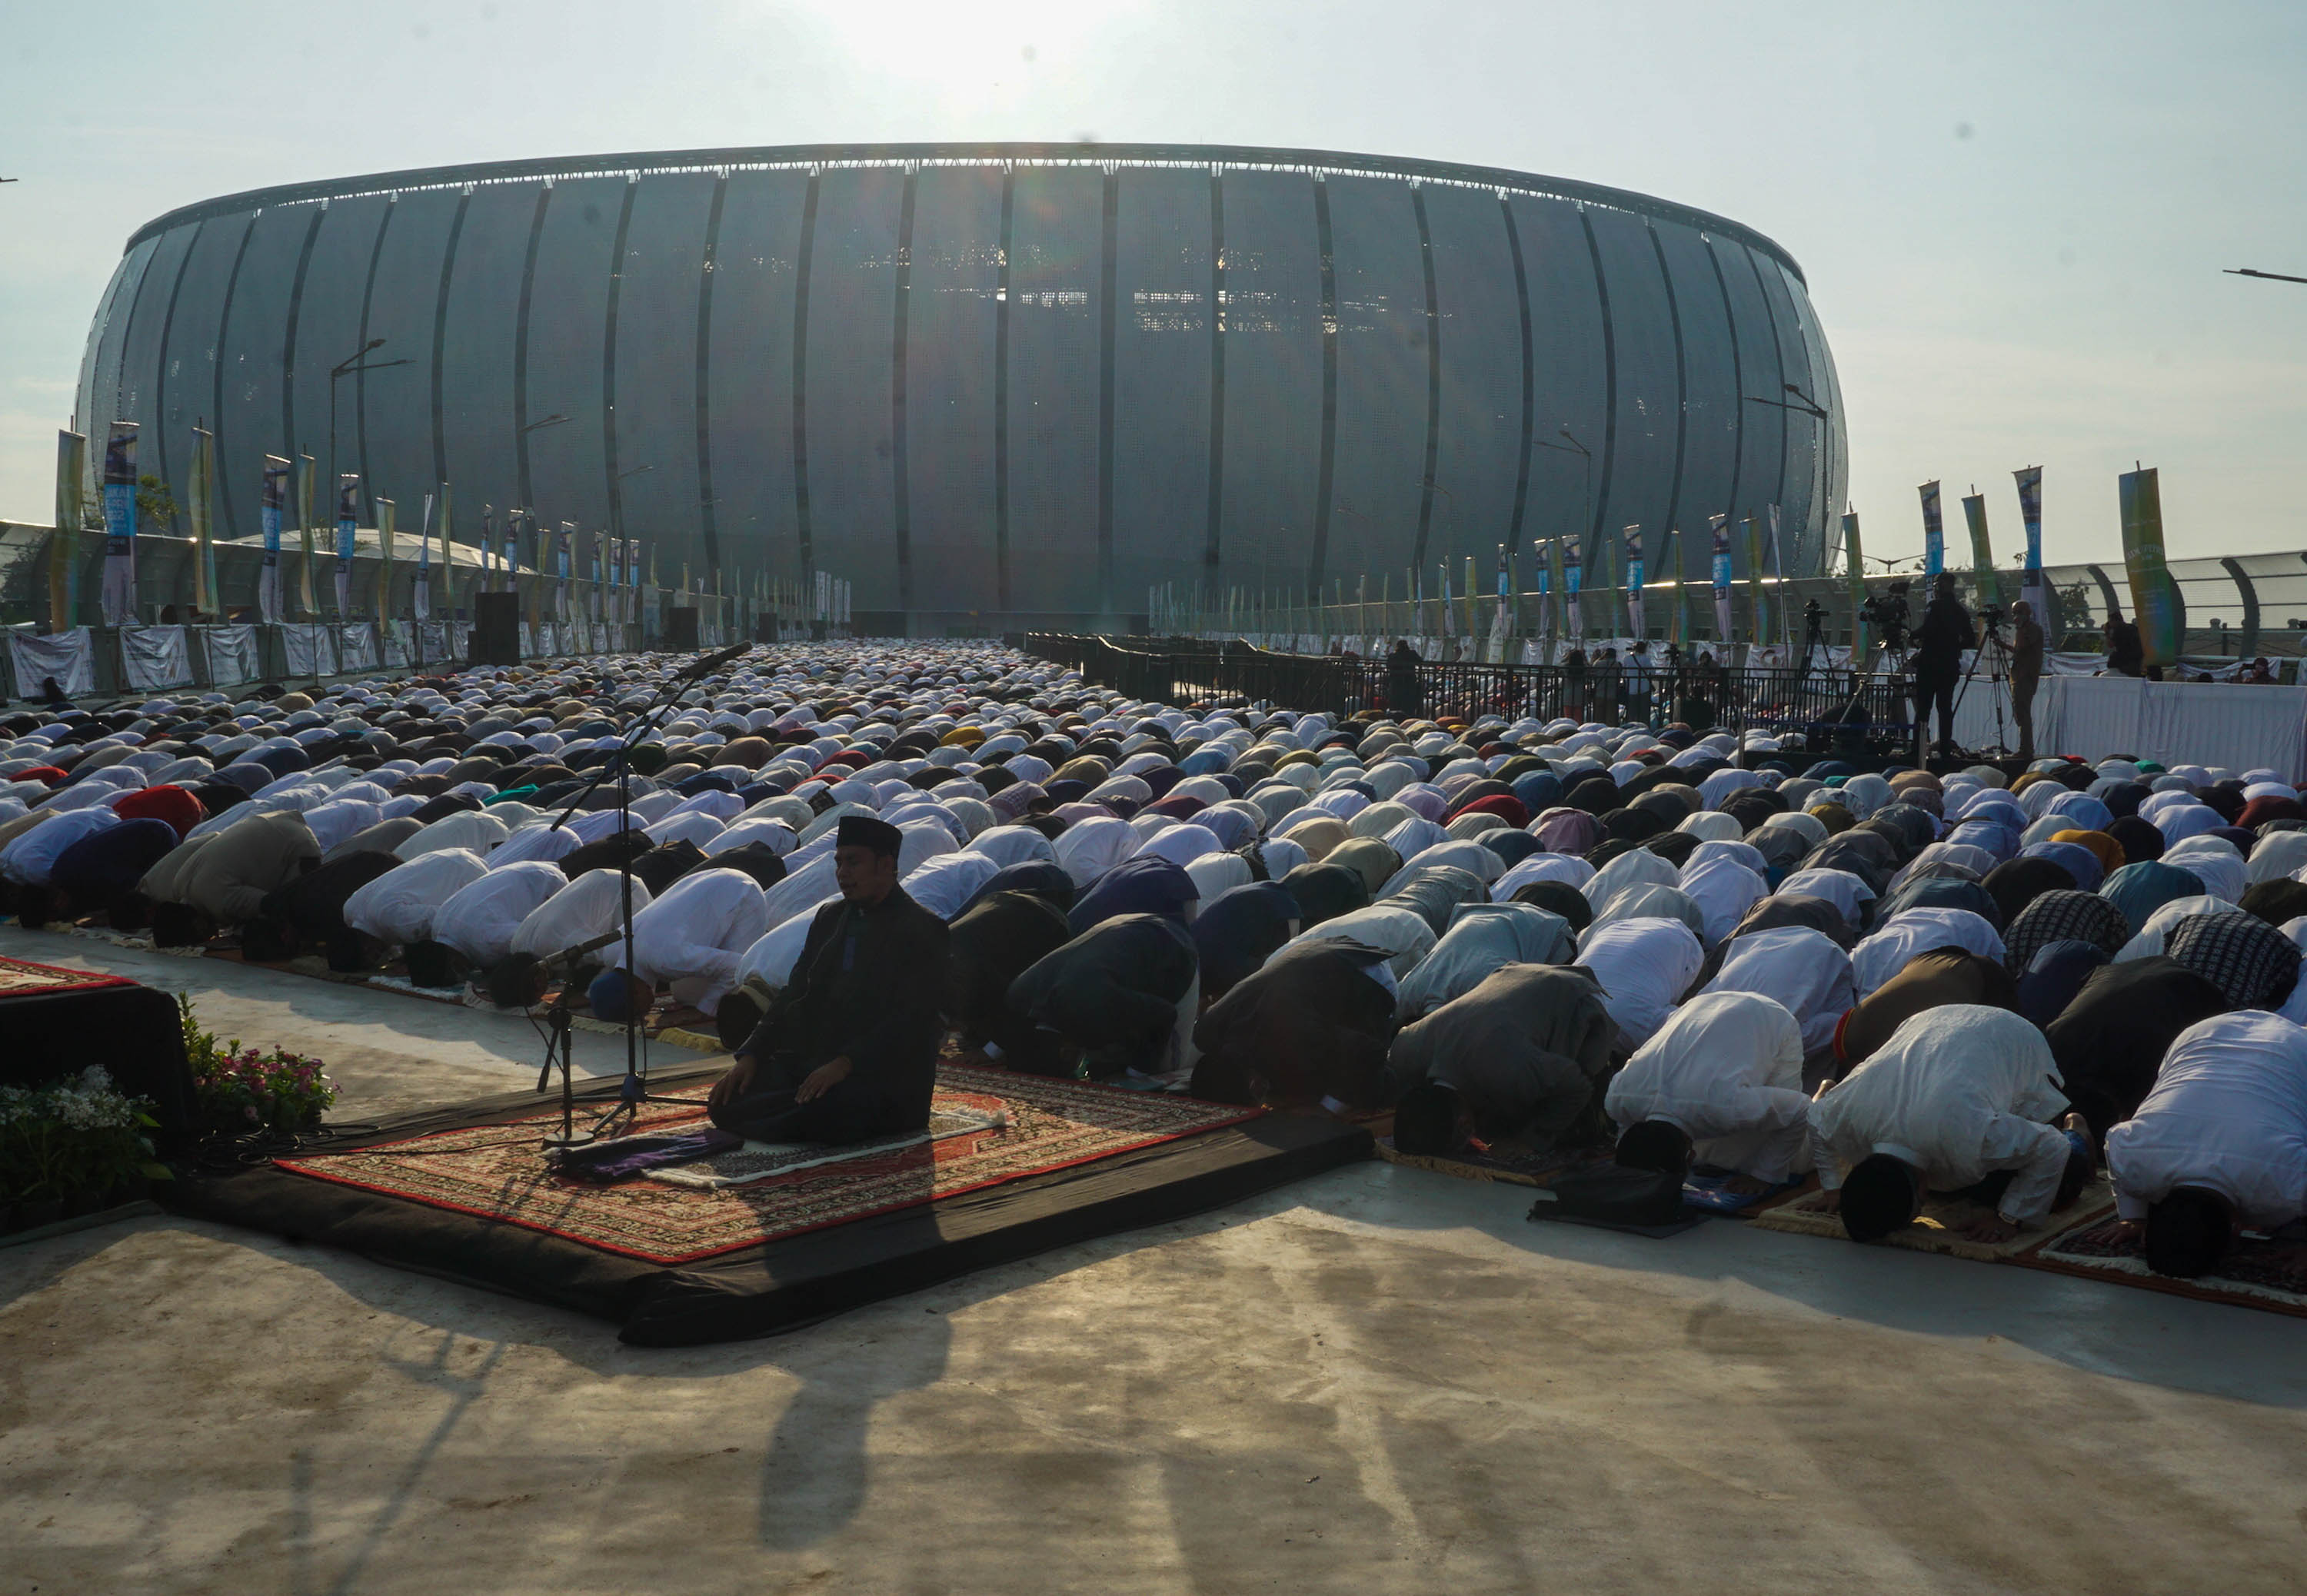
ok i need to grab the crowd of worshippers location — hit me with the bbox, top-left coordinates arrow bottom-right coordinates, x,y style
0,645 -> 2304,1275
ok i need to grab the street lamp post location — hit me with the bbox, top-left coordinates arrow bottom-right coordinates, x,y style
1744,384 -> 1833,577
327,339 -> 408,633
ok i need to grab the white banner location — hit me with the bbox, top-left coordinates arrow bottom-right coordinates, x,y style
198,624 -> 261,687
120,624 -> 194,690
281,623 -> 335,678
333,623 -> 379,673
8,627 -> 95,700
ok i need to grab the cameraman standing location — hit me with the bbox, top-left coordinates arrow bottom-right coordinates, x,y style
1910,572 -> 1976,763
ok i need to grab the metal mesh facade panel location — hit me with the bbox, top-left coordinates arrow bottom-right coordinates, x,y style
802,168 -> 903,610
211,205 -> 312,539
79,237 -> 155,501
286,195 -> 390,514
1584,208 -> 1679,569
1110,168 -> 1212,609
1216,171 -> 1323,597
1714,238 -> 1785,571
611,173 -> 717,580
438,184 -> 539,537
1651,221 -> 1739,550
96,146 -> 1839,626
904,165 -> 1004,617
1323,175 -> 1427,589
704,171 -> 807,584
1509,195 -> 1610,554
521,178 -> 622,536
152,216 -> 249,524
1750,245 -> 1817,564
1424,185 -> 1523,577
1006,168 -> 1106,617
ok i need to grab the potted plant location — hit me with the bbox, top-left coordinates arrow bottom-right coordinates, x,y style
179,994 -> 337,1132
0,1067 -> 171,1233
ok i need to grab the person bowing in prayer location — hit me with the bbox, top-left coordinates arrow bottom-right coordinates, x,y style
706,814 -> 949,1145
1808,1005 -> 2093,1245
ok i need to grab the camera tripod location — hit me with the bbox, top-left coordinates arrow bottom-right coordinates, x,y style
1950,610 -> 2017,761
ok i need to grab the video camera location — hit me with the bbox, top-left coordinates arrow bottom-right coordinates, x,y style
1859,580 -> 1912,651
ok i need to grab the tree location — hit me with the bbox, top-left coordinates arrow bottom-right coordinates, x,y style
135,473 -> 178,532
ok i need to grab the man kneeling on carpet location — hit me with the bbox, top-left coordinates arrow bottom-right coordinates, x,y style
2102,1012 -> 2307,1278
1807,1005 -> 2094,1245
1606,990 -> 1813,1192
704,815 -> 950,1145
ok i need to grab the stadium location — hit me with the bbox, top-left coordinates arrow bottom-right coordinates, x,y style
77,142 -> 1845,635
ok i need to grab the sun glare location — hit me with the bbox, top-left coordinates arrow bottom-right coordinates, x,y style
798,0 -> 1127,94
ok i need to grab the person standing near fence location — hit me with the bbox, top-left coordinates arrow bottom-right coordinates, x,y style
1386,639 -> 1424,720
2103,605 -> 2144,678
1910,573 -> 1975,761
2009,599 -> 2044,762
1624,640 -> 1655,727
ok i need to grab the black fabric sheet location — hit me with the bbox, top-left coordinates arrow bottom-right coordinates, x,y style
0,981 -> 195,1149
157,1063 -> 1372,1345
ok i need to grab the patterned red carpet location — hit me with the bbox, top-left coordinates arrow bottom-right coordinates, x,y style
2027,1216 -> 2307,1318
0,954 -> 131,996
276,1063 -> 1260,1265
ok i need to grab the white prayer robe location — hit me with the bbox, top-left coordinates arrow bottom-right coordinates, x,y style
434,861 -> 573,966
341,847 -> 489,945
2106,1012 -> 2307,1229
1809,1005 -> 2072,1225
1573,916 -> 1705,1052
1606,989 -> 1813,1180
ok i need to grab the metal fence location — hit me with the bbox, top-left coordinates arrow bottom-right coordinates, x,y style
1024,634 -> 1917,743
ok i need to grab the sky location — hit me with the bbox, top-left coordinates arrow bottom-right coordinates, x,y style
3,0 -> 2303,570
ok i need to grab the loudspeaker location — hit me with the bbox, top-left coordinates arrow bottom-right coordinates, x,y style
664,606 -> 700,652
471,593 -> 521,666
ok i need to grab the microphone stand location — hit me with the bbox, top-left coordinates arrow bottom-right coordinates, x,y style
534,639 -> 757,1145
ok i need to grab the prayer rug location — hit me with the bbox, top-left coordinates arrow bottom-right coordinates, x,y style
647,1103 -> 1010,1189
0,953 -> 131,996
2021,1217 -> 2307,1321
1748,1175 -> 2119,1262
274,1062 -> 1262,1265
1374,1137 -> 1600,1189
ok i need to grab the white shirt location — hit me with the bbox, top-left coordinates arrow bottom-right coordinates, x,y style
1775,867 -> 1877,931
0,807 -> 120,885
434,861 -> 574,966
1574,917 -> 1705,1051
1678,856 -> 1769,945
1850,908 -> 2007,999
608,867 -> 771,1013
1703,926 -> 1856,1058
1606,989 -> 1809,1171
2106,1012 -> 2307,1229
1810,1005 -> 2072,1225
341,848 -> 489,945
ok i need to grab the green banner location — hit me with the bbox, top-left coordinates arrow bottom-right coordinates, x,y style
188,427 -> 216,615
52,431 -> 85,633
296,455 -> 318,617
1742,516 -> 1767,645
1668,527 -> 1692,651
376,499 -> 395,623
2119,466 -> 2185,668
1961,489 -> 2000,609
1843,509 -> 1868,658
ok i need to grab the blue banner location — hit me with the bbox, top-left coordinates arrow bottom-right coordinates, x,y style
1919,480 -> 1944,579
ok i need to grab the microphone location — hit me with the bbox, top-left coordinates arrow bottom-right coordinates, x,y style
678,641 -> 752,680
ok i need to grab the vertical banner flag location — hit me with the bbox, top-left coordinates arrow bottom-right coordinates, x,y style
1709,514 -> 1735,643
259,456 -> 289,624
1766,504 -> 1790,647
335,475 -> 358,619
628,539 -> 641,628
1623,525 -> 1645,640
524,514 -> 542,630
607,537 -> 621,627
2014,466 -> 2045,621
1843,509 -> 1869,659
1438,564 -> 1454,641
481,504 -> 497,584
376,498 -> 396,623
52,431 -> 85,633
1919,480 -> 1944,580
434,484 -> 453,618
1742,516 -> 1768,647
187,427 -> 217,616
1962,488 -> 1997,610
1563,536 -> 1583,643
1667,528 -> 1692,652
555,522 -> 573,622
591,532 -> 604,621
2119,465 -> 2185,669
296,456 -> 318,617
413,493 -> 434,621
99,422 -> 138,627
1533,540 -> 1554,654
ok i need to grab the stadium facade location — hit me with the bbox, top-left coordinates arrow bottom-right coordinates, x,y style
78,143 -> 1845,635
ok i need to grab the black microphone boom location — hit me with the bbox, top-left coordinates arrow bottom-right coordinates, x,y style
679,641 -> 752,680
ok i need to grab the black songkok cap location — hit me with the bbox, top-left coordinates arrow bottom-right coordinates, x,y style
837,814 -> 904,857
